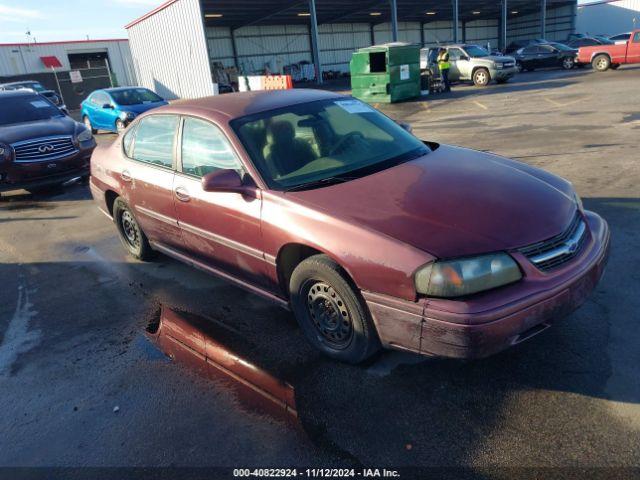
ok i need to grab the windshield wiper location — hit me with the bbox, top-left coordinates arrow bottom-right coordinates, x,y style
284,175 -> 356,192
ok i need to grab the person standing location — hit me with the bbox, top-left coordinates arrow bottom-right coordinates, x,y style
437,48 -> 451,92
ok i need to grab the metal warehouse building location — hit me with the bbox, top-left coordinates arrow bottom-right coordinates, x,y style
0,39 -> 136,109
577,0 -> 640,35
126,0 -> 578,99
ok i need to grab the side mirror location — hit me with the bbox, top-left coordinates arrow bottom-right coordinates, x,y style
460,55 -> 470,61
201,169 -> 244,193
102,103 -> 113,109
397,121 -> 413,133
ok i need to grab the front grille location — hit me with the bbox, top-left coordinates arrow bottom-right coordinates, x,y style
12,135 -> 78,163
519,213 -> 587,272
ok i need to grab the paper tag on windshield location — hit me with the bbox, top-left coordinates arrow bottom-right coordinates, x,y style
30,100 -> 50,108
335,99 -> 373,114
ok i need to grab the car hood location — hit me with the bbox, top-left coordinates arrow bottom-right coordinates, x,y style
474,55 -> 515,64
0,115 -> 79,144
286,145 -> 577,258
119,101 -> 168,114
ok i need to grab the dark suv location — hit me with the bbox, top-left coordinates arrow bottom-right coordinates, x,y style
0,91 -> 96,194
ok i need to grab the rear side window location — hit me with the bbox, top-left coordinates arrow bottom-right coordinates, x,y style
180,117 -> 240,177
123,124 -> 137,157
131,115 -> 178,168
634,32 -> 640,43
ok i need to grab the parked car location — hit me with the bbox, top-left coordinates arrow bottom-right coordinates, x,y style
90,89 -> 610,363
567,37 -> 614,48
0,80 -> 67,113
608,32 -> 632,44
505,38 -> 548,55
429,44 -> 517,86
0,90 -> 95,194
81,87 -> 167,134
514,43 -> 578,71
577,29 -> 640,71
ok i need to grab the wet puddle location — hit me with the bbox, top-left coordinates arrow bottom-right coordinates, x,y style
146,305 -> 298,423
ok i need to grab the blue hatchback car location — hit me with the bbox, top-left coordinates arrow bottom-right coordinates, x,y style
80,87 -> 167,134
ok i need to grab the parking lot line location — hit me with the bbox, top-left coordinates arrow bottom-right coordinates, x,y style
544,96 -> 590,108
473,100 -> 488,110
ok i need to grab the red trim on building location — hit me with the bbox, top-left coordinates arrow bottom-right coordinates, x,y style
0,39 -> 128,47
125,0 -> 180,29
40,56 -> 63,68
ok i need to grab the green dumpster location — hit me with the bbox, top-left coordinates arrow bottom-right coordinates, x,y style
350,43 -> 421,103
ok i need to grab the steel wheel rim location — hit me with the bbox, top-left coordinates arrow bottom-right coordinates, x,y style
120,210 -> 140,248
563,58 -> 573,69
305,280 -> 353,349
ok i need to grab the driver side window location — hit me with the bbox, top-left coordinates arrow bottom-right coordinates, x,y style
448,48 -> 463,60
180,117 -> 241,178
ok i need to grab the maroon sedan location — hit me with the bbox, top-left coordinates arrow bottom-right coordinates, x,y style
90,89 -> 609,364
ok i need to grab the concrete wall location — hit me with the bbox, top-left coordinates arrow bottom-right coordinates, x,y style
127,0 -> 213,99
577,0 -> 640,35
0,40 -> 135,87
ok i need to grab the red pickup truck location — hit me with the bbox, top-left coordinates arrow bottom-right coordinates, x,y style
576,30 -> 640,71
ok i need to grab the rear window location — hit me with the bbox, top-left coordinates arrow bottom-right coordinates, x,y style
0,94 -> 63,126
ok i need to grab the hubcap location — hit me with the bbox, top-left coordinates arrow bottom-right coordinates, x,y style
305,281 -> 353,349
476,72 -> 487,84
597,59 -> 607,70
120,210 -> 140,248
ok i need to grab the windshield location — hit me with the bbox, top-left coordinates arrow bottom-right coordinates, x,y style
18,82 -> 46,92
551,42 -> 574,51
231,98 -> 429,191
0,94 -> 63,126
110,88 -> 162,106
464,45 -> 490,58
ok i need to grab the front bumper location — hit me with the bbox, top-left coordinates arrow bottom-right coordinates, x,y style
493,66 -> 517,79
364,211 -> 610,359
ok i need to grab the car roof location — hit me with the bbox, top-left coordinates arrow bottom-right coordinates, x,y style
155,89 -> 344,120
104,86 -> 150,92
0,80 -> 39,87
0,90 -> 38,98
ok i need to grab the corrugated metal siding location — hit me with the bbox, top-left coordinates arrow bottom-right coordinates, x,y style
319,23 -> 371,72
423,21 -> 461,45
464,19 -> 499,48
128,0 -> 213,99
508,5 -> 576,43
373,22 -> 422,44
577,0 -> 640,35
0,40 -> 135,85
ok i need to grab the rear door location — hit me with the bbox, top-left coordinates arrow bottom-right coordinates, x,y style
538,45 -> 559,67
120,114 -> 183,250
173,116 -> 267,287
447,48 -> 466,81
520,46 -> 538,68
627,31 -> 640,64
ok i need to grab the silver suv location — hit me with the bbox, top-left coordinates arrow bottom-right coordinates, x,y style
423,44 -> 518,87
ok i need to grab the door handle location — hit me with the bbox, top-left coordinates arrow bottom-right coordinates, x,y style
175,186 -> 190,202
121,170 -> 132,182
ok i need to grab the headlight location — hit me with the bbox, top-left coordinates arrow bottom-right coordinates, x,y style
119,111 -> 135,120
77,128 -> 93,142
415,253 -> 522,298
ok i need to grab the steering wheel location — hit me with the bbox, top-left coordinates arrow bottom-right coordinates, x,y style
328,131 -> 365,156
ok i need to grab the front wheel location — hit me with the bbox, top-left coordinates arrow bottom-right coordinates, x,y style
113,197 -> 155,260
592,54 -> 610,72
473,68 -> 490,87
289,255 -> 381,364
562,57 -> 575,70
83,116 -> 97,134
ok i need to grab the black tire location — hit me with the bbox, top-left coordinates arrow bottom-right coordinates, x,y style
83,115 -> 97,134
113,197 -> 155,261
289,254 -> 381,364
473,68 -> 490,87
592,54 -> 610,72
562,57 -> 575,70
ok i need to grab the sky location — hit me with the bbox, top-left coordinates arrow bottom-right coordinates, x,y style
1,0 -> 595,44
0,0 -> 160,43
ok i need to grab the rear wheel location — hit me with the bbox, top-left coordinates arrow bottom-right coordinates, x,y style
562,57 -> 575,70
115,119 -> 126,134
592,54 -> 610,72
113,197 -> 155,260
473,68 -> 490,87
83,116 -> 97,134
289,254 -> 381,364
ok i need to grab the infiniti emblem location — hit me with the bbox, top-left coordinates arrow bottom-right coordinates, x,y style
38,144 -> 55,153
565,238 -> 579,254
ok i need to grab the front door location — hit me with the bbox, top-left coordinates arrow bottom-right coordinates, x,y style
119,114 -> 183,250
447,48 -> 467,81
172,116 -> 267,287
627,31 -> 640,64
